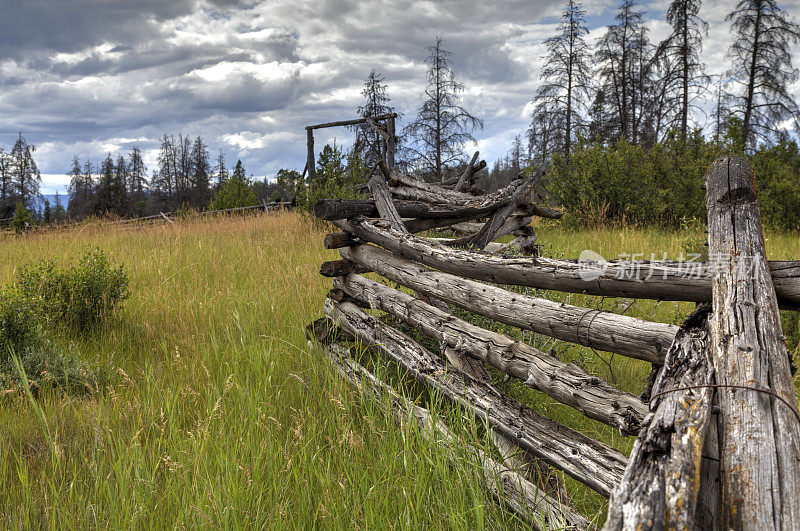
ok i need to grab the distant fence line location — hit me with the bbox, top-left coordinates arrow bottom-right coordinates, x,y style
0,201 -> 292,235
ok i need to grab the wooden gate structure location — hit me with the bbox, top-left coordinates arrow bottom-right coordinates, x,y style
306,153 -> 800,529
305,113 -> 398,182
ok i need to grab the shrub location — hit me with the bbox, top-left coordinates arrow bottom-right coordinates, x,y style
11,201 -> 33,233
0,288 -> 41,355
16,247 -> 130,332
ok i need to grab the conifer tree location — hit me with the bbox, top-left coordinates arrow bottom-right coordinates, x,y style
725,0 -> 800,148
405,37 -> 483,180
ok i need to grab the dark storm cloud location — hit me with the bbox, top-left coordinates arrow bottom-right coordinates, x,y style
0,0 -> 797,193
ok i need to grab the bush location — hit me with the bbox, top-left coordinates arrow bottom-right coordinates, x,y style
11,201 -> 33,233
16,247 -> 130,332
546,129 -> 800,230
0,288 -> 41,355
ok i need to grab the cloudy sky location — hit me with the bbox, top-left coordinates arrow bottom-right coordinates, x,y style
1,0 -> 798,194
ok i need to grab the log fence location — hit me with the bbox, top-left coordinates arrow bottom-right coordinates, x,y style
307,151 -> 800,529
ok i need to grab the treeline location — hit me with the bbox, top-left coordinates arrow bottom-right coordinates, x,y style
66,134 -> 276,220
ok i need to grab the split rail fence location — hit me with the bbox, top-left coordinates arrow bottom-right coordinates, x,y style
307,151 -> 800,529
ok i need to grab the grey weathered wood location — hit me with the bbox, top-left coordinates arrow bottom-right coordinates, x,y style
313,338 -> 591,530
367,173 -> 407,233
454,151 -> 480,192
324,299 -> 628,497
459,166 -> 546,250
319,259 -> 369,277
305,113 -> 398,130
332,218 -> 800,309
387,116 -> 396,169
365,117 -> 391,142
604,305 -> 715,530
335,273 -> 648,433
323,232 -> 359,249
450,215 -> 532,240
339,244 -> 677,364
306,128 -> 315,182
705,155 -> 800,529
314,199 -> 431,220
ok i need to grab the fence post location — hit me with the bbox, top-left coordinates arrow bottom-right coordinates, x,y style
306,128 -> 315,183
705,155 -> 800,529
387,116 -> 396,169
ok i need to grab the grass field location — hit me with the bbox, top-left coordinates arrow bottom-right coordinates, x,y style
0,211 -> 798,528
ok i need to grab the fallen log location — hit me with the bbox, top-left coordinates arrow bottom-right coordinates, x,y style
454,151 -> 482,192
705,156 -> 800,529
340,244 -> 677,364
604,305 -> 715,530
332,218 -> 800,309
335,273 -> 647,433
324,299 -> 628,497
313,339 -> 591,529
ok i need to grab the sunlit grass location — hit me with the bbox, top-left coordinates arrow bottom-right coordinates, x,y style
0,212 -> 797,527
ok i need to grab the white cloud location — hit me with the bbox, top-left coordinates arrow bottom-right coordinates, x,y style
0,0 -> 797,196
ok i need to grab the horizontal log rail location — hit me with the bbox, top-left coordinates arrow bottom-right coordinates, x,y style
340,243 -> 678,364
314,340 -> 591,530
335,273 -> 648,433
325,299 -> 628,497
332,218 -> 800,309
305,112 -> 398,130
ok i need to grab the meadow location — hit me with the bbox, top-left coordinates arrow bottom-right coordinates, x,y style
0,211 -> 798,528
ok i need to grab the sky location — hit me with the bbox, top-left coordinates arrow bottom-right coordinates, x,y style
0,0 -> 798,194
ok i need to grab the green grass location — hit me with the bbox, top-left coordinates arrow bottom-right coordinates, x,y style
0,212 -> 797,527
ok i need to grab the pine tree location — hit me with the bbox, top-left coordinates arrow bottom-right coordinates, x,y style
190,136 -> 211,208
214,150 -> 228,192
595,0 -> 652,144
53,191 -> 66,221
9,133 -> 41,210
67,156 -> 94,219
128,146 -> 148,214
404,37 -> 484,181
0,148 -> 11,218
43,199 -> 52,223
532,0 -> 593,155
658,0 -> 709,140
211,160 -> 256,210
725,0 -> 800,149
355,69 -> 395,167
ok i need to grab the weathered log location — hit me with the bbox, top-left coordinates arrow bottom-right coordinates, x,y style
364,117 -> 391,142
305,112 -> 398,130
368,173 -> 407,233
388,173 -> 525,208
327,288 -> 370,309
387,116 -> 396,168
340,244 -> 677,364
319,259 -> 369,277
457,166 -> 546,250
323,232 -> 359,249
454,151 -> 480,192
314,199 -> 430,220
441,160 -> 487,187
315,339 -> 591,530
604,305 -> 715,530
705,156 -> 800,529
306,128 -> 315,182
332,218 -> 800,309
335,273 -> 648,433
324,299 -> 628,497
440,342 -> 570,501
450,215 -> 532,239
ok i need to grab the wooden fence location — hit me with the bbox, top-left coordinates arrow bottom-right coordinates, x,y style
1,201 -> 291,236
307,154 -> 800,529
